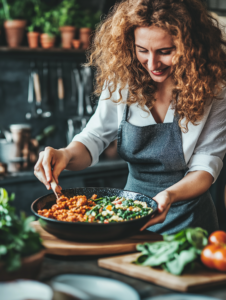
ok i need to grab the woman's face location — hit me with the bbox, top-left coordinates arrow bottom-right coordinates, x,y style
134,26 -> 176,84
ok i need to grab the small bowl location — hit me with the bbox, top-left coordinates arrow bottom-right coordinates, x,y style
72,39 -> 81,49
31,187 -> 158,242
0,249 -> 46,282
0,280 -> 53,300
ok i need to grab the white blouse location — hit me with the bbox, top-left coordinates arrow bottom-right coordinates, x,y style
73,85 -> 226,183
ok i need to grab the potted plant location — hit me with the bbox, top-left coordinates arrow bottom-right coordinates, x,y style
0,188 -> 45,281
39,10 -> 59,49
1,0 -> 34,47
78,10 -> 101,49
26,2 -> 43,48
27,23 -> 39,48
57,0 -> 80,49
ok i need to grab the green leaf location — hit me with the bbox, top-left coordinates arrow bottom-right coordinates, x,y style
6,253 -> 21,272
135,241 -> 181,267
164,247 -> 198,275
186,228 -> 208,252
0,245 -> 7,255
163,229 -> 187,242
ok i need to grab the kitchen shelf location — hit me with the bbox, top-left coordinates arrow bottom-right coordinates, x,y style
0,46 -> 85,53
0,46 -> 87,61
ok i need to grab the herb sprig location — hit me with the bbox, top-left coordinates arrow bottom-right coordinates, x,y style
0,188 -> 43,272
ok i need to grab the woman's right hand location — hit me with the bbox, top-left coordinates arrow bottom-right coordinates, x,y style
34,147 -> 70,190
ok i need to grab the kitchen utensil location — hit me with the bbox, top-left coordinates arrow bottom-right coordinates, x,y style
50,274 -> 140,300
31,220 -> 162,256
31,61 -> 42,116
73,68 -> 84,117
71,64 -> 77,104
67,119 -> 74,144
31,187 -> 158,242
25,73 -> 36,120
57,63 -> 64,112
98,253 -> 226,292
42,62 -> 52,118
9,124 -> 31,170
81,67 -> 92,114
50,177 -> 62,199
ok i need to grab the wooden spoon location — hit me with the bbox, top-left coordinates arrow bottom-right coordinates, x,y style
50,177 -> 63,200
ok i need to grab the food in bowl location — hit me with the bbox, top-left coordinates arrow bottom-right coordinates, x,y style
37,194 -> 153,223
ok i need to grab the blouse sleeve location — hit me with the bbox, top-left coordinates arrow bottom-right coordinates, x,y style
186,87 -> 226,183
72,86 -> 127,166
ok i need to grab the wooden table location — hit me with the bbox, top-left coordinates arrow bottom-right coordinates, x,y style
38,254 -> 226,299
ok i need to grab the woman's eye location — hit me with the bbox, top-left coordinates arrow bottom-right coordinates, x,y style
159,51 -> 171,55
138,50 -> 148,53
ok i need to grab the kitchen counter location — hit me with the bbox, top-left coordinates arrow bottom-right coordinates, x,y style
39,254 -> 226,299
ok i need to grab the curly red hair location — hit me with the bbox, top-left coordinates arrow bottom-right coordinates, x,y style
87,0 -> 226,131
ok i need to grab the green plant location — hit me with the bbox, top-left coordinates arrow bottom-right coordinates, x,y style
0,188 -> 43,272
27,0 -> 45,32
1,0 -> 34,20
78,10 -> 101,29
57,0 -> 80,27
39,9 -> 59,36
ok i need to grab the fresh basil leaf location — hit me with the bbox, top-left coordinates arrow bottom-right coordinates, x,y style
163,229 -> 187,242
186,228 -> 208,252
138,241 -> 181,267
134,254 -> 149,265
164,247 -> 198,275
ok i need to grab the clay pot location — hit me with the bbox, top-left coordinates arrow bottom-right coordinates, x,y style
4,20 -> 27,48
72,39 -> 81,49
59,26 -> 76,49
27,32 -> 40,48
0,249 -> 46,281
40,33 -> 56,49
79,27 -> 92,49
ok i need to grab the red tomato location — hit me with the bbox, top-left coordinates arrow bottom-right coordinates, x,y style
201,245 -> 220,269
201,230 -> 226,272
208,231 -> 226,245
213,247 -> 226,271
104,220 -> 109,224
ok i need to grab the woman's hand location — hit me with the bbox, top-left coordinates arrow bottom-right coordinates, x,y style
34,141 -> 92,190
140,190 -> 173,231
34,147 -> 70,190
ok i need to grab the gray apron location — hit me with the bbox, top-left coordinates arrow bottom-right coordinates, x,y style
117,105 -> 219,235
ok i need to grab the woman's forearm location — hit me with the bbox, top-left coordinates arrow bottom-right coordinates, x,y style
64,141 -> 92,171
166,170 -> 214,203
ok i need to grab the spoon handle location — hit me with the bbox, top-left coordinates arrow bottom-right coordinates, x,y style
50,177 -> 62,199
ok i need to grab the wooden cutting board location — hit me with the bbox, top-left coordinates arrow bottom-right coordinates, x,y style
98,253 -> 226,292
31,221 -> 162,256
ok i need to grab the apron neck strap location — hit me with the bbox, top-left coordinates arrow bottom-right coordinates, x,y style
123,104 -> 129,121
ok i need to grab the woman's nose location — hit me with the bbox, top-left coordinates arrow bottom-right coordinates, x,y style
147,53 -> 160,71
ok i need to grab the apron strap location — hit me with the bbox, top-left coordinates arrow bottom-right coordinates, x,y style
122,104 -> 129,121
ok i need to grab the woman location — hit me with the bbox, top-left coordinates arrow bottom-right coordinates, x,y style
34,0 -> 226,234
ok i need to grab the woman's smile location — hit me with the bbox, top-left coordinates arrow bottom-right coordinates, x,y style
151,66 -> 170,76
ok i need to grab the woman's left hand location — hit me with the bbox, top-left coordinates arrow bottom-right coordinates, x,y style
140,190 -> 173,231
